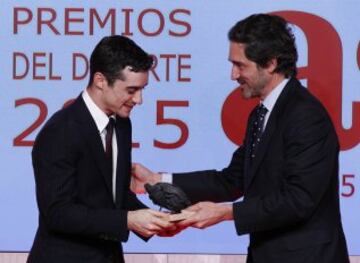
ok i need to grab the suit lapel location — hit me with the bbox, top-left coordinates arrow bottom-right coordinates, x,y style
115,117 -> 131,208
245,78 -> 298,191
248,109 -> 278,184
73,95 -> 113,197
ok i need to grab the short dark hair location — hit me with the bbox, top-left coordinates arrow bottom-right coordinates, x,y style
88,35 -> 153,86
228,14 -> 298,78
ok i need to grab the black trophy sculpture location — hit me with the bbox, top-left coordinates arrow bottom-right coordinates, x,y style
145,182 -> 191,213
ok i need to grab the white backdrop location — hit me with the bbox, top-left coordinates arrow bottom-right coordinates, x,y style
0,0 -> 359,255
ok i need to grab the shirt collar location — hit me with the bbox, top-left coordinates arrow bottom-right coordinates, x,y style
82,89 -> 110,134
261,78 -> 289,113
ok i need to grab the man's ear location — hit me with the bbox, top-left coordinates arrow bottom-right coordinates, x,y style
266,58 -> 278,74
93,72 -> 106,90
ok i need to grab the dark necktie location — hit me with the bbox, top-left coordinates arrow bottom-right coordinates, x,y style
105,117 -> 115,160
250,104 -> 268,160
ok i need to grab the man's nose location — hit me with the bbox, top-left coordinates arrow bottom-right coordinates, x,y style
133,90 -> 143,105
231,66 -> 240,80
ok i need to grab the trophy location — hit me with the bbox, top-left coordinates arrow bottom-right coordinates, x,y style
145,182 -> 193,221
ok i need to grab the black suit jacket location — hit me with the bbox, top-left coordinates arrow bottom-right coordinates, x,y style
174,78 -> 349,263
28,95 -> 146,263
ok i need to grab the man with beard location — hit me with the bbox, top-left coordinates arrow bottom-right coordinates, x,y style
131,14 -> 350,263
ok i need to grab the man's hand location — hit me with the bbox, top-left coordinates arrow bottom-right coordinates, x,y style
127,209 -> 175,238
177,202 -> 233,229
131,163 -> 161,194
157,225 -> 187,237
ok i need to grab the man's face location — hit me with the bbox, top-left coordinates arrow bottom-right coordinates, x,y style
228,42 -> 270,99
100,66 -> 149,117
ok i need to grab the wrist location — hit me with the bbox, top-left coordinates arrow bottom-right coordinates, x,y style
221,204 -> 234,221
127,211 -> 134,230
151,172 -> 162,184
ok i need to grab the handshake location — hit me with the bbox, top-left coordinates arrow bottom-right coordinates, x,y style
127,163 -> 234,238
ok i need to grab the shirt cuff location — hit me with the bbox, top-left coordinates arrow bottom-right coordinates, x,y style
161,173 -> 173,184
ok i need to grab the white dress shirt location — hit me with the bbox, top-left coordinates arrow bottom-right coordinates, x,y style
82,89 -> 118,201
261,78 -> 289,129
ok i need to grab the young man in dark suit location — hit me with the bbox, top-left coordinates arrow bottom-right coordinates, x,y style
132,14 -> 350,263
28,36 -> 174,263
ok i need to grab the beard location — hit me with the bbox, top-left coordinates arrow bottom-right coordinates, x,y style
240,84 -> 255,99
238,71 -> 269,100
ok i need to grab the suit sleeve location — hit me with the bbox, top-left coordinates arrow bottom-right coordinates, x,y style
233,103 -> 339,235
32,119 -> 129,242
173,145 -> 245,204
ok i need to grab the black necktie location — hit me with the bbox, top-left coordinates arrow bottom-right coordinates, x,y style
105,117 -> 115,160
250,104 -> 268,160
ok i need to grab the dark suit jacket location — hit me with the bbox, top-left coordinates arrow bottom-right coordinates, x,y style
174,78 -> 349,263
27,95 -> 146,263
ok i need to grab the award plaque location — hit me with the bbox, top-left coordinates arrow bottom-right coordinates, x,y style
145,182 -> 193,221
